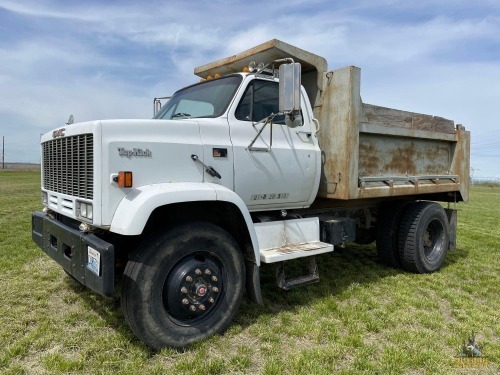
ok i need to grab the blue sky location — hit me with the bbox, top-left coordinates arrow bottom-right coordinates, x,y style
0,0 -> 499,180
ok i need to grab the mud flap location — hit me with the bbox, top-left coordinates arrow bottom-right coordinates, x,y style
445,208 -> 457,250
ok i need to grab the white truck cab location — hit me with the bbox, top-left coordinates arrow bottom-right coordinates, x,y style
152,72 -> 321,211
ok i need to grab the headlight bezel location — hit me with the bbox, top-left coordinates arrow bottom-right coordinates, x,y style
77,200 -> 93,222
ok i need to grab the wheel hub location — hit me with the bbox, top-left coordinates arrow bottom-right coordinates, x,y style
163,254 -> 222,322
423,230 -> 433,249
423,219 -> 444,261
194,282 -> 207,297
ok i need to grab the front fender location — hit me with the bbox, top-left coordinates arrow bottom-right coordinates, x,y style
110,182 -> 261,265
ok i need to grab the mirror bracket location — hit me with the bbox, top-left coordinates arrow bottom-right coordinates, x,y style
247,114 -> 276,152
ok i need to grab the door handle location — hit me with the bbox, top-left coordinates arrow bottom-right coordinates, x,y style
295,130 -> 312,137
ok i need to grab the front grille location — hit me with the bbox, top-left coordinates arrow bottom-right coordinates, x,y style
42,134 -> 94,199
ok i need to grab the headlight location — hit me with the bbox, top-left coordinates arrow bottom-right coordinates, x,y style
42,191 -> 48,205
77,201 -> 93,221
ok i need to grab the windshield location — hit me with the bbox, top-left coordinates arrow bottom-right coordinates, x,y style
154,75 -> 242,120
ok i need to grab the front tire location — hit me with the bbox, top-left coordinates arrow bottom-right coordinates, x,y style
398,202 -> 450,273
121,222 -> 245,349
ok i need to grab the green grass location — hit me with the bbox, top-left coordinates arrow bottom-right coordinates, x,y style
1,170 -> 498,374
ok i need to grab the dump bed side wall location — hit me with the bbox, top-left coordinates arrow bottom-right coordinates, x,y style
315,66 -> 470,202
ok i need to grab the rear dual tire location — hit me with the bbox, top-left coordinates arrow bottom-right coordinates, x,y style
377,201 -> 450,273
398,201 -> 450,273
376,201 -> 409,268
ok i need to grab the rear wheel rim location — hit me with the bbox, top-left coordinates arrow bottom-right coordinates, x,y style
163,252 -> 223,325
423,219 -> 445,262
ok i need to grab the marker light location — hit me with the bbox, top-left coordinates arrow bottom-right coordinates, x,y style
118,171 -> 133,188
214,73 -> 221,78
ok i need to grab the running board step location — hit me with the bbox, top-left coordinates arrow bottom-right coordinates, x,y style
276,257 -> 319,290
260,241 -> 333,263
255,218 -> 333,290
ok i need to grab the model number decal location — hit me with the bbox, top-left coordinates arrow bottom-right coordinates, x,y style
118,147 -> 152,158
250,193 -> 290,201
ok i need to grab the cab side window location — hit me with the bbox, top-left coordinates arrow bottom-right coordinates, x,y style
235,80 -> 285,124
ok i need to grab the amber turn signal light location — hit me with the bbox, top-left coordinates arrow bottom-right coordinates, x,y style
118,171 -> 133,188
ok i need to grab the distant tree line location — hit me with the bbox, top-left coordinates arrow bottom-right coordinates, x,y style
2,163 -> 41,171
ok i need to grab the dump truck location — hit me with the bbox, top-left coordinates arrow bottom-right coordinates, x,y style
32,39 -> 470,349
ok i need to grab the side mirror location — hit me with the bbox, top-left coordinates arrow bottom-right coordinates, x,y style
279,63 -> 301,113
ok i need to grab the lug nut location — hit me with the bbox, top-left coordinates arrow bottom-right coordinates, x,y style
208,297 -> 215,304
195,269 -> 202,275
181,287 -> 188,294
212,286 -> 219,293
182,298 -> 189,305
189,305 -> 196,312
199,304 -> 206,311
204,269 -> 211,275
186,276 -> 193,282
212,275 -> 218,282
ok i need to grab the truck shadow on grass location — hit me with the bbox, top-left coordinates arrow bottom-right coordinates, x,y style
63,278 -> 151,351
235,243 -> 470,327
63,243 -> 469,352
252,244 -> 401,312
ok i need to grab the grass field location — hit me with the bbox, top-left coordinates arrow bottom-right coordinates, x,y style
0,170 -> 498,374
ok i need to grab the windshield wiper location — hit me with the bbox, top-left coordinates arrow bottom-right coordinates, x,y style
171,112 -> 191,118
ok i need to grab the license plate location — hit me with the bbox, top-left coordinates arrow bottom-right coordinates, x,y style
87,246 -> 100,276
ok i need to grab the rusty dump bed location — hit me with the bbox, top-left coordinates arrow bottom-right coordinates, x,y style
315,66 -> 470,202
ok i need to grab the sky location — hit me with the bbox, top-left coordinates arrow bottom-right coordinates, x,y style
0,0 -> 499,180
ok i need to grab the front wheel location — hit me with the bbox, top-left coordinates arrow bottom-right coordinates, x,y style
121,222 -> 245,349
398,202 -> 450,273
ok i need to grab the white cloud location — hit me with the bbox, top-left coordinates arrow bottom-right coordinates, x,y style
0,0 -> 498,176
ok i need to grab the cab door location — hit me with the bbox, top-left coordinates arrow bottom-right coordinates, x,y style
230,78 -> 320,210
198,118 -> 234,190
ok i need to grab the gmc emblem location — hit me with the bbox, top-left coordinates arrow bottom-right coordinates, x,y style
52,128 -> 66,138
